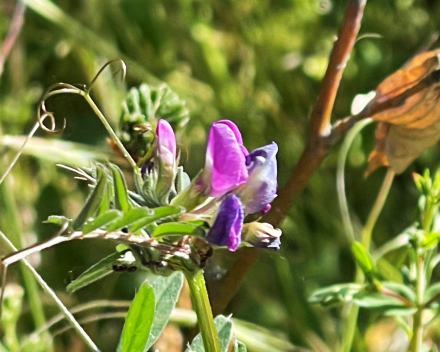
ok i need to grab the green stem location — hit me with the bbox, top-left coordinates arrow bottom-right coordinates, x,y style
409,256 -> 425,352
337,118 -> 374,242
184,270 -> 220,352
341,169 -> 395,352
340,268 -> 361,352
408,194 -> 435,351
82,94 -> 139,174
361,169 -> 395,248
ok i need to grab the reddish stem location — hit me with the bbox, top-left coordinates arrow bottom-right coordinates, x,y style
0,0 -> 26,77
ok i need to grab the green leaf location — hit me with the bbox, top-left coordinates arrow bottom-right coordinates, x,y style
97,180 -> 111,216
351,241 -> 377,282
424,282 -> 440,303
186,315 -> 233,352
233,340 -> 247,352
72,166 -> 107,230
110,163 -> 132,212
176,166 -> 191,193
82,209 -> 122,234
152,222 -> 206,238
66,251 -> 124,293
106,207 -> 152,232
383,307 -> 417,317
353,292 -> 406,309
45,215 -> 72,226
422,232 -> 440,247
119,282 -> 155,352
381,281 -> 416,303
309,283 -> 362,306
143,272 -> 184,351
129,206 -> 184,232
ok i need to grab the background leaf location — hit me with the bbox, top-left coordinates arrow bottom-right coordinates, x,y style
66,251 -> 123,293
353,292 -> 406,309
143,272 -> 184,351
186,315 -> 233,352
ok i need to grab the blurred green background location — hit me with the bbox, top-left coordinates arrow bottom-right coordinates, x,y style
2,0 -> 440,351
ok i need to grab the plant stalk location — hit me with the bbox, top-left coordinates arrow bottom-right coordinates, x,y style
409,194 -> 436,351
184,270 -> 220,352
341,169 -> 394,352
83,93 -> 139,173
409,255 -> 425,352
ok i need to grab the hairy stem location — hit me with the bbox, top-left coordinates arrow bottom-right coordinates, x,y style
185,270 -> 220,352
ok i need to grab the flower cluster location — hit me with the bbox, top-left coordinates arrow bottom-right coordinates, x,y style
140,119 -> 281,251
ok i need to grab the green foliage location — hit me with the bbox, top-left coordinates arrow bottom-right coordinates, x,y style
144,272 -> 184,350
119,84 -> 189,160
118,281 -> 155,352
351,241 -> 378,283
66,251 -> 128,293
72,166 -> 107,230
117,272 -> 184,352
4,0 -> 440,351
186,315 -> 243,352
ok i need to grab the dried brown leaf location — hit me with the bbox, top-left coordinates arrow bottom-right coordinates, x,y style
366,49 -> 440,174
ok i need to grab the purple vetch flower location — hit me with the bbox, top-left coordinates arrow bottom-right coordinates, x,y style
236,142 -> 278,214
155,119 -> 177,198
203,120 -> 249,198
205,194 -> 244,251
140,119 -> 177,202
241,222 -> 282,250
156,119 -> 177,169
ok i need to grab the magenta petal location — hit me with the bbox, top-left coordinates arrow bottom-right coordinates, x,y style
204,121 -> 249,197
156,119 -> 176,160
215,119 -> 245,146
206,194 -> 243,251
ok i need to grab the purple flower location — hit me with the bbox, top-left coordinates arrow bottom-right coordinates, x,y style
155,119 -> 177,198
203,120 -> 249,198
140,119 -> 177,202
242,222 -> 282,250
206,194 -> 243,251
237,142 -> 278,214
156,119 -> 177,169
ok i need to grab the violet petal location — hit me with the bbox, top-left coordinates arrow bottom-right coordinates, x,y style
206,194 -> 243,251
238,142 -> 278,214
